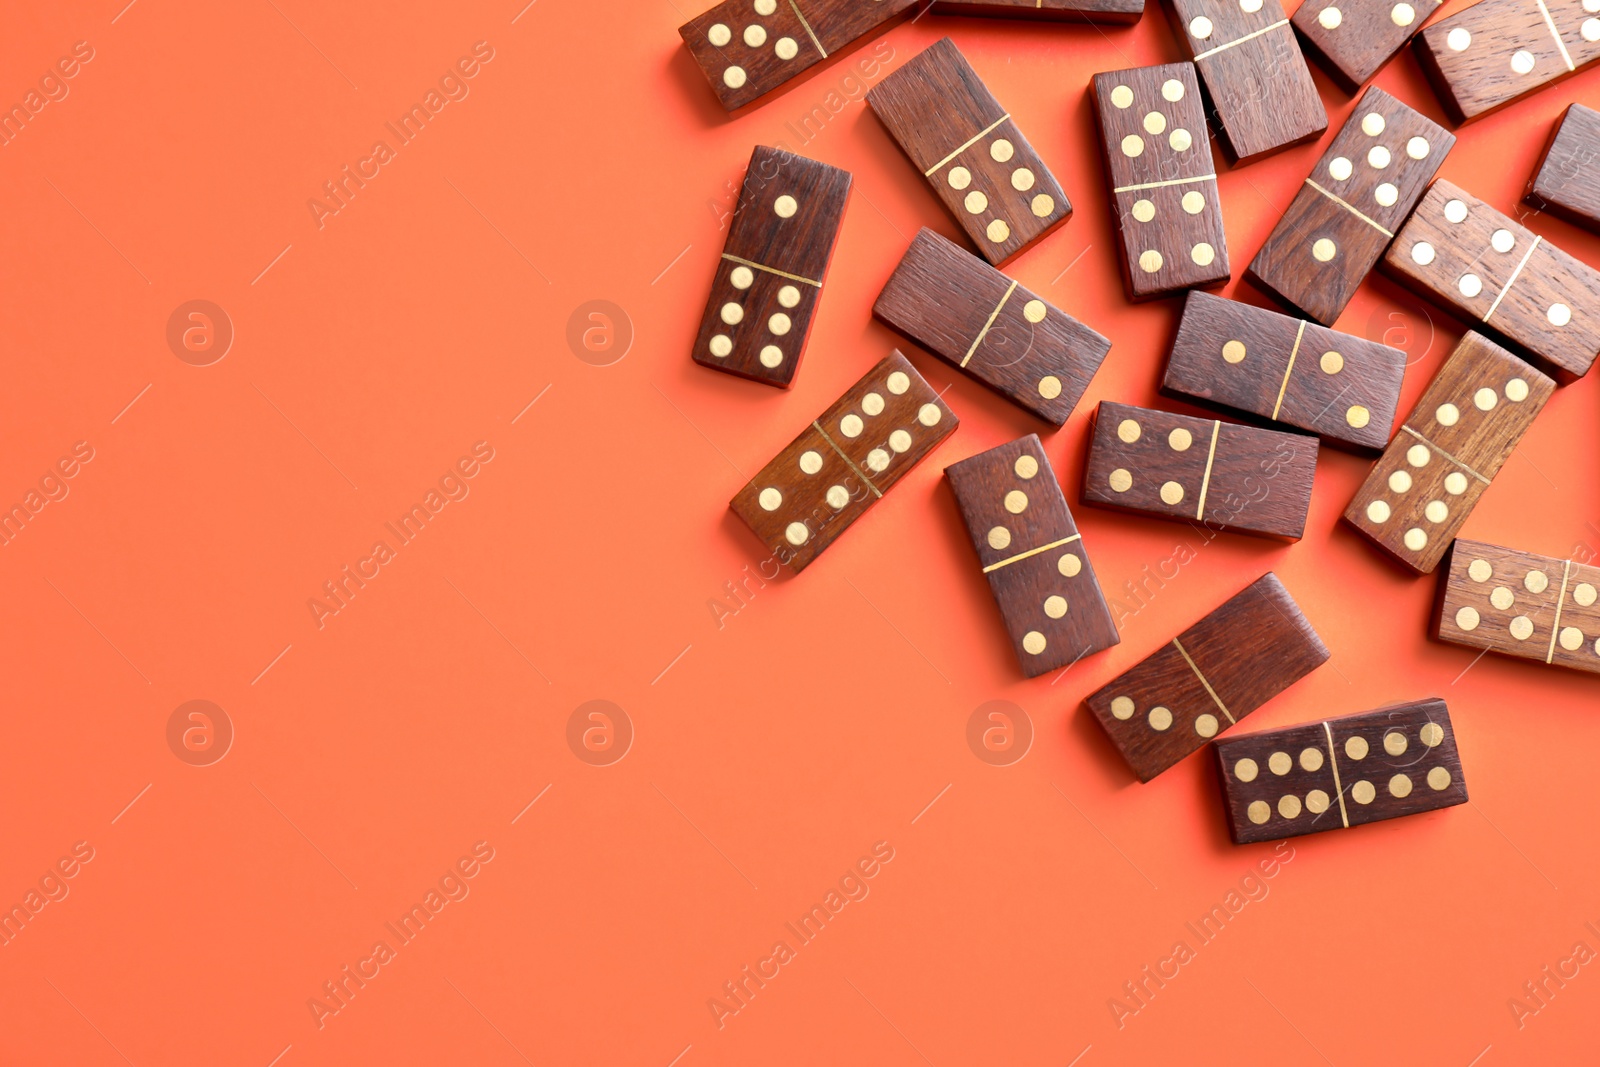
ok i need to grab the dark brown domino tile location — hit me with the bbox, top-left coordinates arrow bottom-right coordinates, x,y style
730,351 -> 958,572
692,146 -> 851,388
1247,87 -> 1454,325
945,435 -> 1120,677
1414,0 -> 1600,125
1215,699 -> 1467,843
679,0 -> 921,111
1293,0 -> 1444,93
1434,539 -> 1600,675
867,38 -> 1071,266
1525,104 -> 1600,232
1085,572 -> 1329,782
1162,290 -> 1407,451
932,0 -> 1143,20
1343,332 -> 1554,574
874,228 -> 1111,424
1168,0 -> 1327,162
1385,179 -> 1600,381
1090,63 -> 1230,300
1082,401 -> 1318,540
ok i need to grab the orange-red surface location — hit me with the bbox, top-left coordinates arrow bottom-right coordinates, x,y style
2,2 -> 1598,1064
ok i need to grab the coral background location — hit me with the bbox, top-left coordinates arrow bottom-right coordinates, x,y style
1,1 -> 1597,1064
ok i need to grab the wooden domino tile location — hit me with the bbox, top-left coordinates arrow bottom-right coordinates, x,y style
945,436 -> 1120,677
1167,0 -> 1327,162
1084,573 -> 1329,782
679,0 -> 921,112
1090,64 -> 1229,301
1162,291 -> 1407,451
1247,87 -> 1454,325
867,37 -> 1072,266
1414,0 -> 1600,125
1526,104 -> 1600,232
1343,332 -> 1554,574
1214,699 -> 1467,844
1384,179 -> 1600,381
1293,0 -> 1443,93
730,351 -> 958,573
693,146 -> 851,388
1435,539 -> 1600,674
873,228 -> 1112,425
931,0 -> 1143,20
1081,402 -> 1318,540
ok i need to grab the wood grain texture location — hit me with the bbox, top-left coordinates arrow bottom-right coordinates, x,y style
873,228 -> 1112,425
1247,87 -> 1454,324
1166,0 -> 1327,162
729,350 -> 959,573
1414,0 -> 1600,125
1292,0 -> 1442,93
1084,572 -> 1329,782
1526,104 -> 1600,232
867,37 -> 1071,266
1090,63 -> 1230,301
944,435 -> 1121,676
1342,331 -> 1553,574
1434,539 -> 1600,674
1081,401 -> 1318,539
692,146 -> 851,388
1383,179 -> 1600,381
1214,699 -> 1467,844
679,0 -> 922,112
932,0 -> 1144,20
1161,290 -> 1407,451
